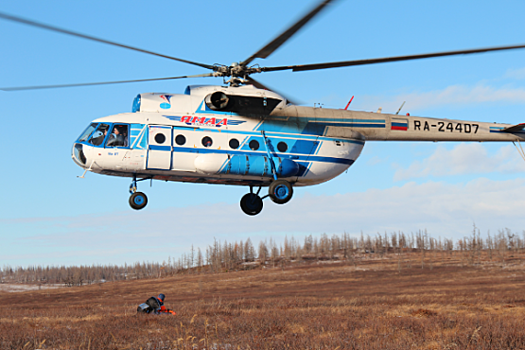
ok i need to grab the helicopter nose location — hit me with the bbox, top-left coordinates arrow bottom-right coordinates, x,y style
71,143 -> 87,167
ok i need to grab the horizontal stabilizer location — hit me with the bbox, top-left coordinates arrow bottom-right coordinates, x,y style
502,123 -> 525,133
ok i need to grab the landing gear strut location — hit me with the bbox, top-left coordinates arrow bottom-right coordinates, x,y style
129,175 -> 148,210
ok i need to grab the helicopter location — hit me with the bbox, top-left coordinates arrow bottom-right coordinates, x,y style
2,0 -> 525,216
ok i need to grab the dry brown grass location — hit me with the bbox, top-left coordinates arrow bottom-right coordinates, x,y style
2,252 -> 525,349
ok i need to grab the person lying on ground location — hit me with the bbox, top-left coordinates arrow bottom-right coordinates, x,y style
137,293 -> 176,315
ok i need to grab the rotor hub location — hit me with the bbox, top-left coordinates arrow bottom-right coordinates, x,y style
212,63 -> 263,86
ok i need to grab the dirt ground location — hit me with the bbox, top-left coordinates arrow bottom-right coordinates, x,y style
2,253 -> 525,349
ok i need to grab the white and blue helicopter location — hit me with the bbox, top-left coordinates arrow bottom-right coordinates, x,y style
2,0 -> 525,216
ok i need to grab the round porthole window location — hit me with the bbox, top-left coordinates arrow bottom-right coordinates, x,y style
155,133 -> 166,144
277,142 -> 288,152
249,140 -> 260,150
202,136 -> 213,148
175,134 -> 186,146
229,138 -> 239,149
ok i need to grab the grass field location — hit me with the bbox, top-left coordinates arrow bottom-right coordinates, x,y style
2,252 -> 525,349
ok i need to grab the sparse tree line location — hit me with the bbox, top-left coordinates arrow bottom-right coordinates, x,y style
0,261 -> 168,287
2,227 -> 524,286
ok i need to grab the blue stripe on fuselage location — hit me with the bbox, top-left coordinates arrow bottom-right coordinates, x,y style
149,145 -> 171,151
255,118 -> 385,136
168,146 -> 353,165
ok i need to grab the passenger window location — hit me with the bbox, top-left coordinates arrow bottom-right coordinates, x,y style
202,136 -> 213,148
249,140 -> 260,150
88,123 -> 110,146
154,133 -> 166,144
106,124 -> 129,147
277,142 -> 288,152
229,138 -> 239,149
175,134 -> 186,146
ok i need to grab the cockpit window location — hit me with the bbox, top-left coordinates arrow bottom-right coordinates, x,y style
88,123 -> 110,146
78,123 -> 97,142
106,124 -> 129,148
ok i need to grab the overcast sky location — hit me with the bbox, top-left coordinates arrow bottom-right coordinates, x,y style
2,0 -> 525,266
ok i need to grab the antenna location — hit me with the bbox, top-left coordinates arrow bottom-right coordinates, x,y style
344,96 -> 354,110
395,101 -> 406,115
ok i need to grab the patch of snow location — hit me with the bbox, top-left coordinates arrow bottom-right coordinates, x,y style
0,284 -> 62,293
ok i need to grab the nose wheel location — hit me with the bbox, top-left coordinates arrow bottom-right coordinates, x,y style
128,175 -> 149,210
129,192 -> 148,210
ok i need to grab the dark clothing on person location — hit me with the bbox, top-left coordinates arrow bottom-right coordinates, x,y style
106,133 -> 125,147
137,295 -> 175,315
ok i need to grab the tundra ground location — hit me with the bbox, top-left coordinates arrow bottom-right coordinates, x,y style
2,252 -> 525,349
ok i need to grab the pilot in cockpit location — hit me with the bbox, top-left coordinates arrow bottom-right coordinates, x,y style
88,124 -> 109,146
106,125 -> 128,147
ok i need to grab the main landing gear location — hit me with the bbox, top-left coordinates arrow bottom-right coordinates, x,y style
240,130 -> 296,215
240,180 -> 294,216
268,179 -> 294,204
240,191 -> 264,216
129,175 -> 148,210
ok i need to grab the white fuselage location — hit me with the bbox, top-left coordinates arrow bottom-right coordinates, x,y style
72,86 -> 363,187
72,85 -> 524,189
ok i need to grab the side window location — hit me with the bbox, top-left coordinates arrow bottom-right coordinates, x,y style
202,136 -> 213,148
277,142 -> 288,152
175,134 -> 186,146
249,140 -> 260,150
106,124 -> 129,148
155,133 -> 166,144
88,123 -> 110,146
229,138 -> 239,149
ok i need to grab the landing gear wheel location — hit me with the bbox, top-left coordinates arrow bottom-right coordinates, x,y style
240,193 -> 263,216
269,180 -> 293,204
129,192 -> 148,210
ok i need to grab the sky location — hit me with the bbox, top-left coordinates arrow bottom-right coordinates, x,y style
2,0 -> 525,267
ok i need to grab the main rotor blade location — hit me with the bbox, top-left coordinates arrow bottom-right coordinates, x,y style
262,44 -> 525,72
0,12 -> 215,70
0,73 -> 215,91
246,77 -> 299,105
241,0 -> 336,66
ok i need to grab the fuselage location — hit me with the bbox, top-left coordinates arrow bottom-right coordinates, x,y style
72,84 -> 525,189
72,85 -> 363,187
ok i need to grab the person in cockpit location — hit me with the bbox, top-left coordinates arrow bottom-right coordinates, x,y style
89,124 -> 109,146
106,125 -> 127,147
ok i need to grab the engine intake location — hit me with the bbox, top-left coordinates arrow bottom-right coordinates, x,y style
205,91 -> 231,111
204,91 -> 283,115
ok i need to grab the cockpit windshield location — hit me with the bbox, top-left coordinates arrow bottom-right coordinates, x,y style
76,122 -> 132,148
77,123 -> 97,142
88,123 -> 110,146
